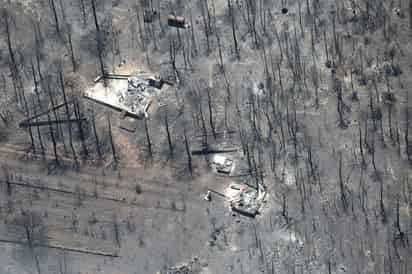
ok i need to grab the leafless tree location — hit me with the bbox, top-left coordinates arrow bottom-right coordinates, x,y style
91,0 -> 107,86
144,118 -> 153,158
107,113 -> 117,165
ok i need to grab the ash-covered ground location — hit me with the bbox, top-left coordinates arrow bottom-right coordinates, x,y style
0,0 -> 412,273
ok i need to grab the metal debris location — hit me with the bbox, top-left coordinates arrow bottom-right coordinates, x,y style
229,184 -> 267,218
168,15 -> 189,29
165,257 -> 203,274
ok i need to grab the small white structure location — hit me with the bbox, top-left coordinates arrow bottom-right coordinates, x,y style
211,155 -> 235,175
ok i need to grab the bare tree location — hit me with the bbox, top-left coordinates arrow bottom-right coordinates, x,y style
91,0 -> 107,86
3,9 -> 22,105
112,213 -> 121,247
59,68 -> 77,164
338,151 -> 348,211
49,0 -> 61,36
206,87 -> 216,138
91,107 -> 102,160
183,126 -> 193,176
227,0 -> 240,59
107,113 -> 117,165
74,99 -> 88,158
144,118 -> 153,158
405,90 -> 411,162
66,25 -> 77,72
79,0 -> 87,26
164,109 -> 174,158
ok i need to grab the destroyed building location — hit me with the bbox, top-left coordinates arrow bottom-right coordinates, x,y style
162,257 -> 204,274
167,15 -> 188,28
84,72 -> 168,119
229,183 -> 267,218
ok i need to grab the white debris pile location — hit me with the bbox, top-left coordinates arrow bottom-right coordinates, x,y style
84,72 -> 169,118
165,257 -> 204,274
211,155 -> 235,175
227,183 -> 267,217
117,77 -> 153,114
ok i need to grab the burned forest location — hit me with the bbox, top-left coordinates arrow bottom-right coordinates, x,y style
0,0 -> 412,273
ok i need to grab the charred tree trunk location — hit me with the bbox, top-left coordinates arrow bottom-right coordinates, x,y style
338,151 -> 348,211
183,127 -> 193,176
31,97 -> 45,158
112,214 -> 121,247
189,9 -> 198,58
144,118 -> 153,159
47,108 -> 59,165
4,10 -> 22,105
79,0 -> 87,26
410,0 -> 412,34
228,0 -> 240,59
164,110 -> 173,158
379,177 -> 386,222
206,88 -> 216,139
50,0 -> 61,36
21,86 -> 36,154
67,26 -> 77,72
405,91 -> 411,162
201,0 -> 211,55
91,107 -> 102,160
74,99 -> 88,159
2,166 -> 12,196
107,113 -> 117,164
91,0 -> 106,86
395,195 -> 404,239
358,115 -> 366,167
59,69 -> 77,164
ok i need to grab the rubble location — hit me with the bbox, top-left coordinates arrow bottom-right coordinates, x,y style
227,183 -> 267,218
204,191 -> 211,201
252,81 -> 265,96
168,15 -> 189,29
163,257 -> 204,274
84,72 -> 170,119
393,7 -> 403,17
195,140 -> 267,218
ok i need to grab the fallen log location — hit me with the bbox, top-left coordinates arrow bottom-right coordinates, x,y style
0,238 -> 119,257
